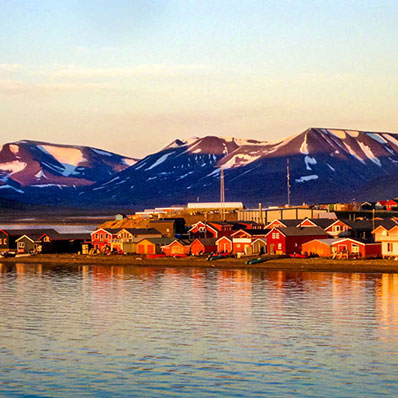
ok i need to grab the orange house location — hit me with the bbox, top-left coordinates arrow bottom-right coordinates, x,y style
190,238 -> 217,256
136,237 -> 174,255
216,236 -> 233,253
162,239 -> 192,256
302,239 -> 339,257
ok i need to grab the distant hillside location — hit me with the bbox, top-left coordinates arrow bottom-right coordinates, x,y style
0,140 -> 137,203
79,128 -> 398,206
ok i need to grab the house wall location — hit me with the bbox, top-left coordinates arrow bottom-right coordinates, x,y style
190,241 -> 217,255
136,240 -> 156,254
251,240 -> 267,255
216,238 -> 232,253
16,237 -> 35,254
286,235 -> 328,255
266,231 -> 285,254
380,241 -> 398,257
163,242 -> 190,256
364,243 -> 382,258
232,238 -> 252,254
302,241 -> 332,257
0,231 -> 9,250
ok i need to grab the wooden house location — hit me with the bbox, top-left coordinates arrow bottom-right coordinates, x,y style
136,237 -> 175,255
162,239 -> 192,256
376,200 -> 398,211
250,238 -> 267,255
15,231 -> 53,254
372,221 -> 398,257
332,238 -> 381,258
90,228 -> 119,252
111,228 -> 162,251
302,238 -> 340,257
189,221 -> 234,239
266,227 -> 329,255
230,229 -> 269,254
216,236 -> 233,254
1,229 -> 33,251
40,233 -> 90,254
190,238 -> 217,256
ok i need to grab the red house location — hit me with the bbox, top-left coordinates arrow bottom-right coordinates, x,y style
266,227 -> 329,255
90,228 -> 119,251
162,239 -> 192,256
190,238 -> 217,256
332,238 -> 381,258
230,229 -> 269,254
216,236 -> 233,253
189,221 -> 233,239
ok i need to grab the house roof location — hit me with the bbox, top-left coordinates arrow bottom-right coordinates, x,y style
121,228 -> 161,235
193,238 -> 217,246
303,238 -> 342,247
138,237 -> 175,245
373,219 -> 398,230
271,226 -> 328,237
300,218 -> 336,229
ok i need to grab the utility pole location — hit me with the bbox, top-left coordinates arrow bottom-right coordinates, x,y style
287,159 -> 291,207
220,167 -> 225,221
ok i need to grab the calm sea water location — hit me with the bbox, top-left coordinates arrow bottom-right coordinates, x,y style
1,264 -> 398,397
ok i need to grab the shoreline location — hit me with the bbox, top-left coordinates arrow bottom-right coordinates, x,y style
1,254 -> 398,273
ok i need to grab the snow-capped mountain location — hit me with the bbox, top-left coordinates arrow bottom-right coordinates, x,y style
79,128 -> 398,206
0,140 -> 137,198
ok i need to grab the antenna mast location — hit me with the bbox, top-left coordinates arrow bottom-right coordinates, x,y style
220,167 -> 225,220
287,159 -> 291,207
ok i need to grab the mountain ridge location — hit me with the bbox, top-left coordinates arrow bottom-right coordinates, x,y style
1,128 -> 398,206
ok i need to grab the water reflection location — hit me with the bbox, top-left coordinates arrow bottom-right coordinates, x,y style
0,263 -> 398,397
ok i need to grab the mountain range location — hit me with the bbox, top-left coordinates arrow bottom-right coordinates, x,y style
1,128 -> 398,207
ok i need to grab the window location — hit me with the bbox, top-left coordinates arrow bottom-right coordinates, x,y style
387,243 -> 393,252
18,242 -> 25,249
272,233 -> 276,239
95,233 -> 99,240
276,233 -> 280,239
278,243 -> 282,250
352,244 -> 359,253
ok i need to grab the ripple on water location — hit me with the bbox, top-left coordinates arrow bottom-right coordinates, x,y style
0,265 -> 398,397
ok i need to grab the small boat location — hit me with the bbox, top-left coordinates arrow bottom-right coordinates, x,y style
207,254 -> 225,261
289,253 -> 309,258
246,257 -> 267,265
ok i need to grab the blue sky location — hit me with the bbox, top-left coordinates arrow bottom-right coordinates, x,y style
1,0 -> 397,156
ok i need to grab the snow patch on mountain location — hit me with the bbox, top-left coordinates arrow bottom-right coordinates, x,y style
295,175 -> 319,183
328,129 -> 347,139
343,142 -> 365,164
9,144 -> 19,155
368,133 -> 387,144
358,141 -> 381,166
223,153 -> 262,169
300,134 -> 309,155
304,156 -> 317,170
0,160 -> 27,175
145,152 -> 174,171
40,145 -> 86,166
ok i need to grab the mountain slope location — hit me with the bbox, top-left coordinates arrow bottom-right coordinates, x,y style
80,128 -> 398,206
0,140 -> 137,198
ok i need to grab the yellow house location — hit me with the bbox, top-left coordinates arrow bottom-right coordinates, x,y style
372,223 -> 398,258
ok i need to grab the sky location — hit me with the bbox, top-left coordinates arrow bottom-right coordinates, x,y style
1,0 -> 398,158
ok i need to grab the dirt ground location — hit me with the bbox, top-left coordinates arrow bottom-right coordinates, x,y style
2,254 -> 398,273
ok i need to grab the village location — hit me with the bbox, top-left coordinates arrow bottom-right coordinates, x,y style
2,199 -> 398,261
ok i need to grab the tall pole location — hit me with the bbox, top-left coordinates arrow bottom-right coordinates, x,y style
287,159 -> 291,207
220,167 -> 225,221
